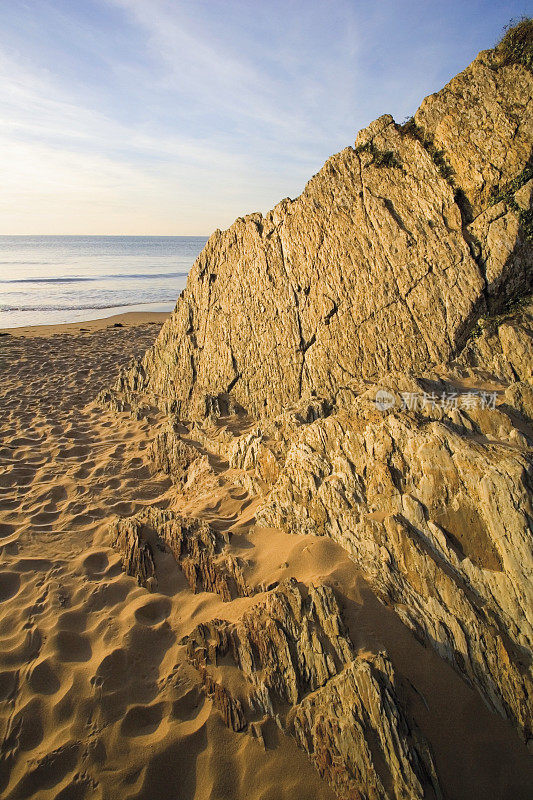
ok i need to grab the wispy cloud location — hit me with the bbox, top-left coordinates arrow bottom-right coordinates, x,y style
108,0 -> 362,150
0,0 -> 524,234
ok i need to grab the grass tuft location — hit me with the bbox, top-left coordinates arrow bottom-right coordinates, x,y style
496,17 -> 533,71
469,293 -> 532,340
398,119 -> 455,184
354,141 -> 402,170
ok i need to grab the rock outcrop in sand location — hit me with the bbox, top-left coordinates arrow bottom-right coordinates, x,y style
100,25 -> 533,800
112,39 -> 532,422
186,579 -> 442,800
111,507 -> 251,600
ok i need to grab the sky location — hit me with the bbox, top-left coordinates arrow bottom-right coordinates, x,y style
0,0 -> 530,235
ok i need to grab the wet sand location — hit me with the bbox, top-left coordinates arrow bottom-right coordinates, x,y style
0,310 -> 171,338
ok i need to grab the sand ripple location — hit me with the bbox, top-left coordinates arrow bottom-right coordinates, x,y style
0,322 -> 337,800
2,321 -> 530,798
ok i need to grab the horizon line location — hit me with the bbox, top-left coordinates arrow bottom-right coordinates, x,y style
0,233 -> 211,238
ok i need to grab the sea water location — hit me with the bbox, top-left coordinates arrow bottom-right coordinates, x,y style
0,235 -> 208,328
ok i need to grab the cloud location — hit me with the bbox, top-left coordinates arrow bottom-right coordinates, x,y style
0,40 -> 310,234
1,1 -> 345,235
0,0 -> 521,233
107,0 -> 363,149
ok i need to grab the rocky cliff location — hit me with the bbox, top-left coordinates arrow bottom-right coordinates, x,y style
102,23 -> 533,800
111,31 -> 531,422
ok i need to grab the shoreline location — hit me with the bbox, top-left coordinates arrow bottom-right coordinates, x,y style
0,310 -> 171,338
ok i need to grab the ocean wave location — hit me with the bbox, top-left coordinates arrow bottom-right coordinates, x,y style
0,300 -> 176,313
0,272 -> 189,284
0,260 -> 56,265
0,277 -> 94,284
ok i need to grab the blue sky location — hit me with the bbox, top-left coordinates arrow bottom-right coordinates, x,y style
0,0 -> 530,234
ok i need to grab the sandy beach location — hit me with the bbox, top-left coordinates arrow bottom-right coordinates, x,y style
0,314 -> 532,799
0,314 -> 342,799
0,311 -> 172,338
1,3 -> 531,797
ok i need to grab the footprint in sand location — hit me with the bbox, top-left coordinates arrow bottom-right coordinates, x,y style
57,609 -> 87,632
0,497 -> 20,511
54,777 -> 94,800
8,436 -> 44,447
85,580 -> 130,611
14,558 -> 54,573
109,444 -> 126,459
134,597 -> 171,626
25,590 -> 49,617
58,444 -> 88,459
10,696 -> 44,751
81,552 -> 109,579
107,500 -> 136,517
103,477 -> 122,490
0,669 -> 19,701
3,628 -> 42,666
72,465 -> 91,480
29,509 -> 61,526
0,571 -> 21,602
55,630 -> 92,662
120,703 -> 164,737
171,686 -> 204,722
10,742 -> 80,799
93,648 -> 128,692
46,484 -> 68,503
28,658 -> 61,694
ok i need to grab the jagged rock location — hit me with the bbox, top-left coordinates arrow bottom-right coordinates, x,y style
101,26 -> 533,798
227,395 -> 333,494
199,668 -> 246,732
249,720 -> 267,749
187,579 -> 353,703
413,47 -> 532,217
458,299 -> 533,383
95,388 -> 149,420
111,515 -> 157,590
180,453 -> 220,498
110,507 -> 252,600
505,381 -> 533,422
256,352 -> 533,741
106,45 -> 532,422
189,421 -> 241,459
185,580 -> 441,800
290,655 -> 441,800
194,392 -> 243,421
149,422 -> 199,482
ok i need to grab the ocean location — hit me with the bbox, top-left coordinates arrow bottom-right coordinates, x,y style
0,235 -> 208,328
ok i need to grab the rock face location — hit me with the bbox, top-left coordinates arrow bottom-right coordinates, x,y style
255,358 -> 533,739
111,507 -> 251,600
186,579 -> 441,800
149,422 -> 199,482
291,656 -> 441,800
105,25 -> 533,800
111,43 -> 531,422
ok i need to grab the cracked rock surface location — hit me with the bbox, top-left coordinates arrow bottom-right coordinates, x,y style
185,579 -> 442,800
110,45 -> 531,422
103,32 -> 533,800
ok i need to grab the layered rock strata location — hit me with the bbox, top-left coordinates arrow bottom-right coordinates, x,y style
111,507 -> 251,600
104,26 -> 533,798
109,44 -> 532,422
185,579 -> 442,800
